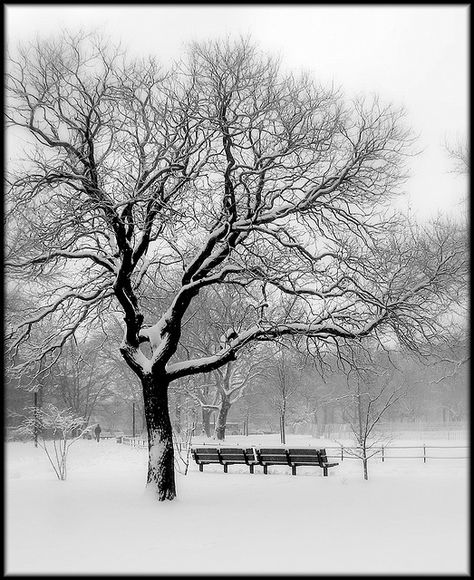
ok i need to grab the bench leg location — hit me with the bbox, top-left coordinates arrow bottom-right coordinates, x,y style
250,465 -> 254,474
292,465 -> 296,476
223,464 -> 228,474
263,465 -> 268,475
323,466 -> 328,477
199,464 -> 203,472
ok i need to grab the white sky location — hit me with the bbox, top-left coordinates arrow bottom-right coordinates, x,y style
6,5 -> 469,220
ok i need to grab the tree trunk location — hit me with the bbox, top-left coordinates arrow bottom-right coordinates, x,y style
142,373 -> 176,501
202,407 -> 213,437
174,399 -> 181,435
215,401 -> 230,440
319,407 -> 326,435
362,449 -> 368,480
280,414 -> 286,444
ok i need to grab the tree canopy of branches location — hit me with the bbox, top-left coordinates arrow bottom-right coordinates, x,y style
6,33 -> 466,500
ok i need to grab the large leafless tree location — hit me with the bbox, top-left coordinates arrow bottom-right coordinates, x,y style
6,33 -> 466,500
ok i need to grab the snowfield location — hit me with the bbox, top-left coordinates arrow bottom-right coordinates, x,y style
6,434 -> 469,575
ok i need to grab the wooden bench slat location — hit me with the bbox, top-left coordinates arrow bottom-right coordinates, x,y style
288,449 -> 320,456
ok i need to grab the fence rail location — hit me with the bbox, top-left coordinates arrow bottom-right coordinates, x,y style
325,445 -> 469,462
121,437 -> 189,452
119,438 -> 469,462
122,436 -> 147,448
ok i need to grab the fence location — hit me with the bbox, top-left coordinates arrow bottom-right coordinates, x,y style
120,437 -> 469,463
121,436 -> 147,448
120,436 -> 190,452
325,444 -> 469,463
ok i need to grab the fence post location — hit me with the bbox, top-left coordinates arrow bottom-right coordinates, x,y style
381,445 -> 384,463
423,444 -> 426,464
341,445 -> 344,462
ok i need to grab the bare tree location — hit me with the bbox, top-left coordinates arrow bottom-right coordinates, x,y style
14,403 -> 91,480
337,348 -> 404,480
445,139 -> 469,175
6,34 -> 466,501
98,318 -> 148,432
172,401 -> 196,476
214,355 -> 267,440
52,339 -> 113,426
263,346 -> 300,444
176,284 -> 267,439
192,381 -> 217,438
185,354 -> 266,440
289,375 -> 332,436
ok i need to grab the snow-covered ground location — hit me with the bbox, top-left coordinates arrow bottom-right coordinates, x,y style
6,434 -> 469,574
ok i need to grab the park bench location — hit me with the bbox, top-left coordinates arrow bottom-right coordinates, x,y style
288,448 -> 339,477
253,448 -> 290,475
191,447 -> 258,473
191,447 -> 338,476
254,447 -> 338,476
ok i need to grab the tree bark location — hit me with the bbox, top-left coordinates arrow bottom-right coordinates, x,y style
280,414 -> 286,444
215,401 -> 231,440
142,373 -> 176,501
362,454 -> 368,480
174,399 -> 181,435
202,407 -> 213,437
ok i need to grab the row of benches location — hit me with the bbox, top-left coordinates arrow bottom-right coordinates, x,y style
191,447 -> 339,477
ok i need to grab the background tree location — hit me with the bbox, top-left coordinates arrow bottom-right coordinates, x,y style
52,338 -> 114,427
6,33 -> 466,501
445,139 -> 469,176
97,317 -> 149,433
189,378 -> 217,438
261,345 -> 300,444
213,353 -> 267,440
174,284 -> 268,439
337,347 -> 404,480
14,404 -> 91,480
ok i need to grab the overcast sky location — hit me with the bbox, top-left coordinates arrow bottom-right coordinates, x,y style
6,5 -> 469,220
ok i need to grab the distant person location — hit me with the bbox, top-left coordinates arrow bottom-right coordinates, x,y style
94,424 -> 102,442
